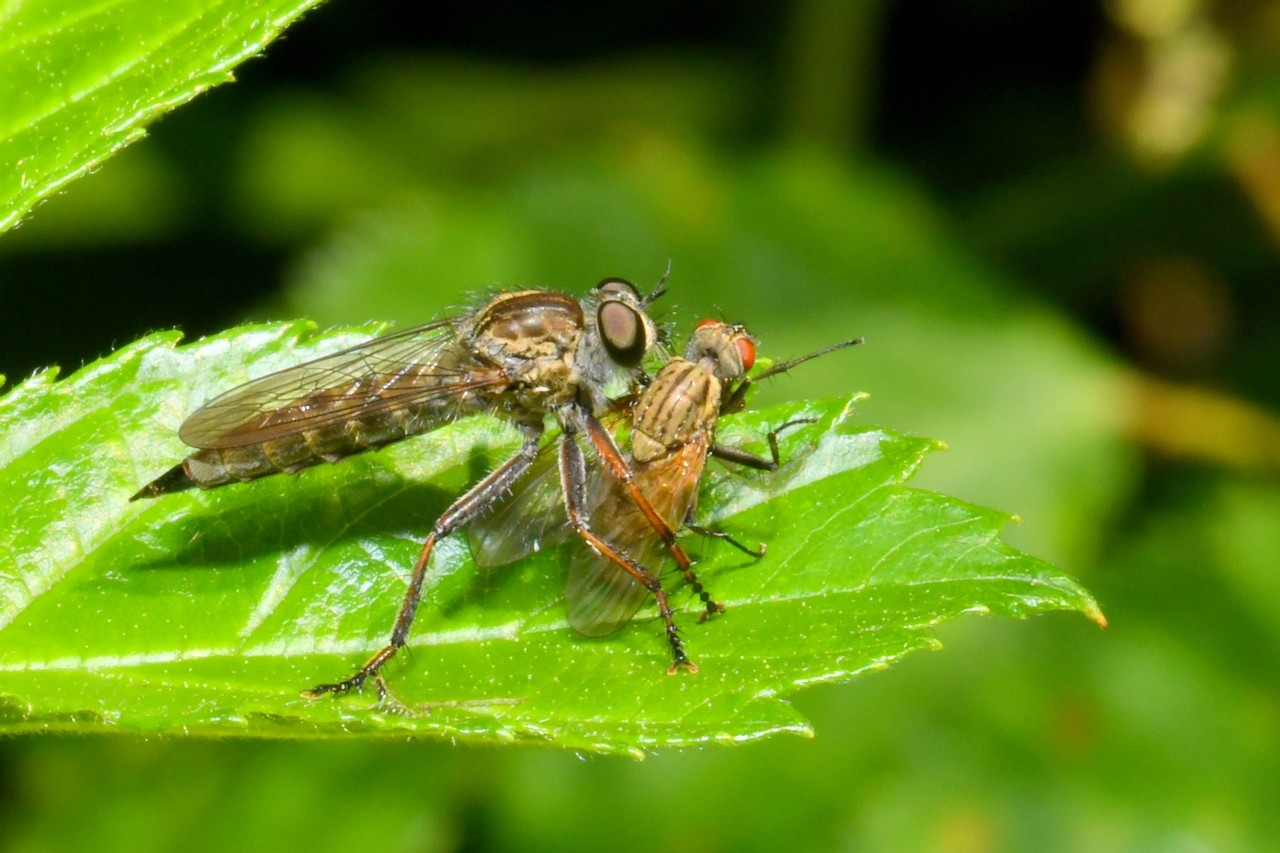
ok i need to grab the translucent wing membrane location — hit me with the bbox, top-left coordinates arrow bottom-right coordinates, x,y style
468,440 -> 570,567
469,410 -> 627,569
566,439 -> 708,636
469,416 -> 712,637
178,318 -> 501,448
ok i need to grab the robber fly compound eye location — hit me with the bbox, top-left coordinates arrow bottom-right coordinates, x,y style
595,277 -> 641,299
598,300 -> 649,368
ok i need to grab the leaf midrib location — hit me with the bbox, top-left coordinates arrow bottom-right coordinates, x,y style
0,570 -> 1058,678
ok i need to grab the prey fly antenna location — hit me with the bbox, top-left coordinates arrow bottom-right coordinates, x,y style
753,336 -> 865,382
722,336 -> 864,413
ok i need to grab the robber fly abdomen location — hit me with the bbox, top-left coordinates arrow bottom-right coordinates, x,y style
132,291 -> 592,499
172,379 -> 466,489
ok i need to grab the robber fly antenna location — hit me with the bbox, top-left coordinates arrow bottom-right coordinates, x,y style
644,261 -> 673,307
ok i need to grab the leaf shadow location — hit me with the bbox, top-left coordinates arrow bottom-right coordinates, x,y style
121,439 -> 797,638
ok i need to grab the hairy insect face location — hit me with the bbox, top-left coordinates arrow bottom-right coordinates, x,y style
575,278 -> 660,411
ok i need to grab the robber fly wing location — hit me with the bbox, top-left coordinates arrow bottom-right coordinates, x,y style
469,408 -> 630,569
179,317 -> 502,449
468,439 -> 570,568
564,445 -> 704,637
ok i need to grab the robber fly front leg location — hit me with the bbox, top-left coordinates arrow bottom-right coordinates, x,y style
557,422 -> 698,673
582,414 -> 724,622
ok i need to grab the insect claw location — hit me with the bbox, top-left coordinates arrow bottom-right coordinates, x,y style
697,601 -> 726,623
301,684 -> 334,701
667,659 -> 699,675
300,673 -> 366,700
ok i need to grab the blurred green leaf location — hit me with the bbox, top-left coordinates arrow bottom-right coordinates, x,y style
231,56 -> 746,239
0,322 -> 1100,753
0,0 -> 324,233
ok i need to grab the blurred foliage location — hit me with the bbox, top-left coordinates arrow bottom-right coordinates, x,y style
1,0 -> 1278,849
0,0 -> 324,233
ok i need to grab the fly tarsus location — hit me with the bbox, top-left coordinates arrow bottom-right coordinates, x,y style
302,643 -> 414,701
689,583 -> 725,622
666,631 -> 698,675
695,597 -> 727,624
302,676 -> 363,700
300,644 -> 397,700
668,546 -> 727,621
687,523 -> 766,560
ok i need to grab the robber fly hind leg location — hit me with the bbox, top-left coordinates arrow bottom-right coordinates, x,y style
559,421 -> 698,673
303,424 -> 545,699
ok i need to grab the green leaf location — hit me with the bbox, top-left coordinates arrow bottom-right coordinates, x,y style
0,324 -> 1103,754
0,0 -> 324,233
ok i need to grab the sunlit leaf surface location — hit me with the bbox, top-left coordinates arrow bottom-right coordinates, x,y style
0,0 -> 323,232
0,323 -> 1102,753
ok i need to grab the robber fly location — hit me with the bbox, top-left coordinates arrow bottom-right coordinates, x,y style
132,277 -> 707,697
470,320 -> 862,654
